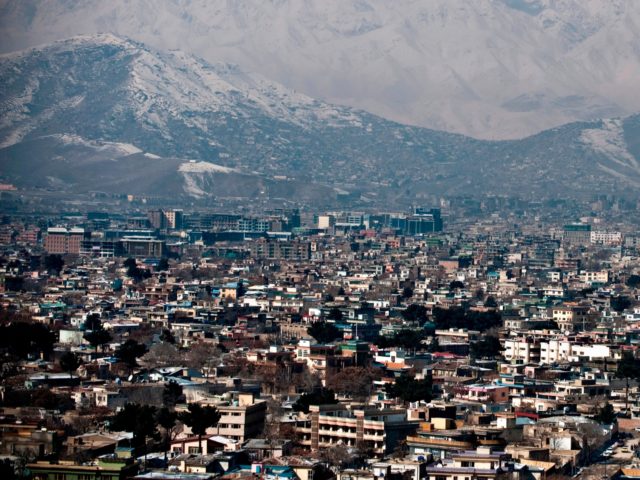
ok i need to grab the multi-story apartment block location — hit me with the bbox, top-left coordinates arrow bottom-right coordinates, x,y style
579,270 -> 609,285
212,393 -> 267,443
120,236 -> 166,258
297,404 -> 418,456
147,208 -> 184,230
590,230 -> 622,246
540,341 -> 614,365
563,224 -> 591,246
147,209 -> 166,230
250,239 -> 311,261
238,217 -> 270,233
551,305 -> 593,332
503,338 -> 541,364
44,227 -> 88,254
539,339 -> 572,364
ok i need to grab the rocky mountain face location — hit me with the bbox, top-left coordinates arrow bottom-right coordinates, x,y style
1,0 -> 639,139
0,35 -> 639,205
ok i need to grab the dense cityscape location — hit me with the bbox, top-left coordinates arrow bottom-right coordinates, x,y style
1,196 -> 640,480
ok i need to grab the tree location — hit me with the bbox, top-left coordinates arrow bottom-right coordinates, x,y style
110,403 -> 158,451
84,313 -> 102,331
115,340 -> 148,372
401,286 -> 414,299
611,296 -> 632,313
159,329 -> 176,344
157,257 -> 170,272
327,367 -> 381,401
237,280 -> 247,298
470,335 -> 502,360
594,403 -> 616,425
426,337 -> 440,353
163,381 -> 184,408
484,296 -> 498,308
326,307 -> 343,322
401,304 -> 428,323
433,307 -> 501,332
124,258 -> 151,283
292,388 -> 338,413
59,351 -> 81,378
123,258 -> 137,270
385,374 -> 432,403
449,280 -> 465,290
626,275 -> 640,288
308,321 -> 342,344
375,329 -> 426,351
616,352 -> 640,412
319,445 -> 355,467
31,389 -> 74,411
84,329 -> 112,355
262,399 -> 286,446
0,458 -> 17,480
0,322 -> 55,359
185,342 -> 221,371
141,343 -> 182,369
156,407 -> 179,461
44,254 -> 64,275
179,403 -> 221,454
84,316 -> 112,356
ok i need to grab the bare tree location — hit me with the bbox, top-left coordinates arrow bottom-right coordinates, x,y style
185,342 -> 221,371
319,445 -> 355,469
140,343 -> 184,369
326,366 -> 380,401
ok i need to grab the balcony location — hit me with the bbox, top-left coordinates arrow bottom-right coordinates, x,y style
319,428 -> 357,438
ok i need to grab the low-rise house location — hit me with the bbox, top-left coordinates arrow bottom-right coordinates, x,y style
424,447 -> 514,480
28,457 -> 138,480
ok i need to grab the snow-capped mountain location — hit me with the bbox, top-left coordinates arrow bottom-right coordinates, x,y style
0,34 -> 362,155
1,0 -> 639,139
1,35 -> 639,204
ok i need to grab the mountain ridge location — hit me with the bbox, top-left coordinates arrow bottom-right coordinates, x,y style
0,35 -> 639,206
1,0 -> 639,139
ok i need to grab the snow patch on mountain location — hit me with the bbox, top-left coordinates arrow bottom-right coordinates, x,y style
581,118 -> 639,172
178,161 -> 236,174
179,161 -> 238,197
181,173 -> 207,198
48,134 -> 143,156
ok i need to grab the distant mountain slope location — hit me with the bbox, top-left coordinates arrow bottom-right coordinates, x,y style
0,35 -> 639,205
1,0 -> 639,139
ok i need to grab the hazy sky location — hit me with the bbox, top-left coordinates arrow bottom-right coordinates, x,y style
2,0 -> 639,139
